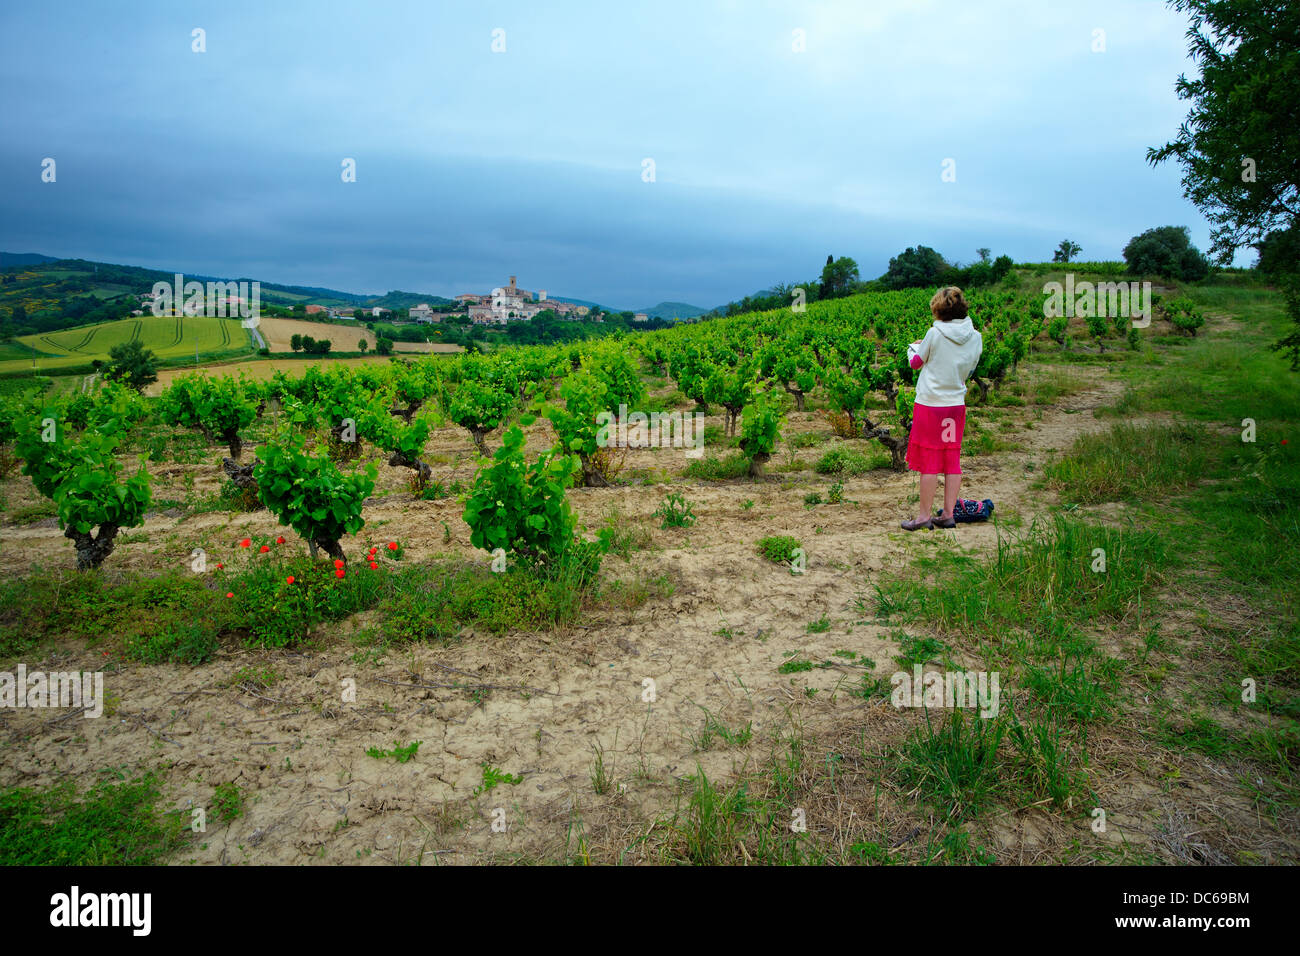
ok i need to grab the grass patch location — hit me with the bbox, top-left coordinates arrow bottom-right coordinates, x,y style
788,431 -> 828,449
0,570 -> 228,659
814,447 -> 883,476
0,773 -> 187,865
872,514 -> 1170,653
125,620 -> 219,666
9,501 -> 58,524
1044,421 -> 1209,503
377,561 -> 591,643
0,551 -> 602,658
684,452 -> 750,480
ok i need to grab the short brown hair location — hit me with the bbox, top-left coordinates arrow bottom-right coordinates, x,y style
929,286 -> 969,322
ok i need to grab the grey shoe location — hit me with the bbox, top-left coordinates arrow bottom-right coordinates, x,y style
932,514 -> 957,529
900,516 -> 933,531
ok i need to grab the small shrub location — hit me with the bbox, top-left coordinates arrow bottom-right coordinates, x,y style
757,535 -> 802,564
366,740 -> 422,763
654,492 -> 697,528
823,409 -> 857,439
211,782 -> 243,823
473,764 -> 523,796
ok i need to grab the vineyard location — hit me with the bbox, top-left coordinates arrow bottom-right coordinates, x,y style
0,275 -> 1295,866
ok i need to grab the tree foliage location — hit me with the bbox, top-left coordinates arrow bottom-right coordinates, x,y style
882,246 -> 947,290
105,340 -> 158,392
1146,0 -> 1299,363
1122,225 -> 1210,280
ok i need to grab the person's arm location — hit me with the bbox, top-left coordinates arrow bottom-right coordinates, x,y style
907,328 -> 934,370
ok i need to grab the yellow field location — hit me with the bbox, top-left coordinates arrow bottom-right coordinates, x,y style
256,316 -> 456,354
256,317 -> 376,352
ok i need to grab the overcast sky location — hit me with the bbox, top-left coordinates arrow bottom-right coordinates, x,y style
0,0 -> 1231,309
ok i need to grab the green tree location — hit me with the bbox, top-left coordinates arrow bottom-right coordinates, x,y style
1122,226 -> 1210,280
881,246 -> 946,290
290,333 -> 303,352
358,338 -> 368,354
105,340 -> 158,392
820,256 -> 860,298
1147,0 -> 1299,365
1254,226 -> 1300,277
1052,240 -> 1082,263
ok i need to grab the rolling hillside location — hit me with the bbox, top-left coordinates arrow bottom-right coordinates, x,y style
0,313 -> 253,374
638,300 -> 707,320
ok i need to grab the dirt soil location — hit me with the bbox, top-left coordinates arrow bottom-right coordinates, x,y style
1,350 -> 1282,865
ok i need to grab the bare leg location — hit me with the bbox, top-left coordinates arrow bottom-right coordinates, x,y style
918,473 -> 938,521
940,473 -> 962,519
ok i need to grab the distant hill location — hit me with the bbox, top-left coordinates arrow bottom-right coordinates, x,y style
0,252 -> 666,327
365,291 -> 456,309
0,252 -> 58,268
546,296 -> 707,320
639,301 -> 706,320
545,295 -> 606,311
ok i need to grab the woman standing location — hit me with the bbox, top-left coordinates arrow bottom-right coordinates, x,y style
900,287 -> 983,531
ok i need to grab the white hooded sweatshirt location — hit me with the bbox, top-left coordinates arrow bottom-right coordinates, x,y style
906,316 -> 983,407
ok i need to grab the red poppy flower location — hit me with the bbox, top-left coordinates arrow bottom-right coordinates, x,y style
259,545 -> 270,553
334,559 -> 345,569
335,569 -> 345,579
388,542 -> 398,551
286,576 -> 295,584
276,536 -> 286,544
369,561 -> 378,570
226,592 -> 234,598
216,563 -> 224,570
240,538 -> 251,548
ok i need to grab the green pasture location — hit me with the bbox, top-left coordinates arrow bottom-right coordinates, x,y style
1,314 -> 254,374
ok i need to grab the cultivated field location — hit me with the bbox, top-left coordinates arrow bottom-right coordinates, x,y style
2,314 -> 252,374
0,275 -> 1295,866
255,317 -> 456,355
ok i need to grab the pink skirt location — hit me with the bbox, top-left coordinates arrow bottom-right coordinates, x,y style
907,403 -> 966,474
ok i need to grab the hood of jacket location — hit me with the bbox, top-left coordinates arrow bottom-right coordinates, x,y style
934,316 -> 976,345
